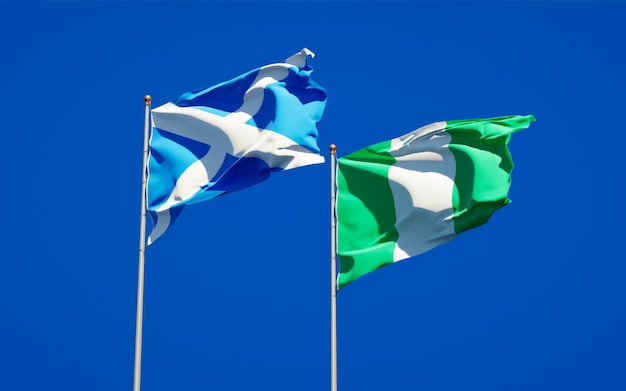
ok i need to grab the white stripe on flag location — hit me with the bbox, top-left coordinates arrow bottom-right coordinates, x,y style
388,123 -> 456,261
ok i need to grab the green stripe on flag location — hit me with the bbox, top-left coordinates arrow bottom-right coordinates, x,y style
336,140 -> 398,288
447,115 -> 534,233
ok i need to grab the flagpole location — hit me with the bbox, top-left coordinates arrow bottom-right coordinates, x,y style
330,144 -> 338,391
133,94 -> 151,391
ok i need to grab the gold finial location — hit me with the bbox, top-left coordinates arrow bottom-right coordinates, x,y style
144,95 -> 152,105
329,144 -> 336,154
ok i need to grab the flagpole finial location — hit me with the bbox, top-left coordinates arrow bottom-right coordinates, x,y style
330,144 -> 336,154
144,95 -> 152,105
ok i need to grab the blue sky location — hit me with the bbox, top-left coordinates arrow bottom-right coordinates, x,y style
1,2 -> 625,390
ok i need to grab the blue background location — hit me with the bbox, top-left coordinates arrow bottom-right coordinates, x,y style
1,2 -> 624,390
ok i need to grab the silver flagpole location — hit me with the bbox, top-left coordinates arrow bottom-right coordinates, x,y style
133,95 -> 151,391
330,144 -> 338,391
